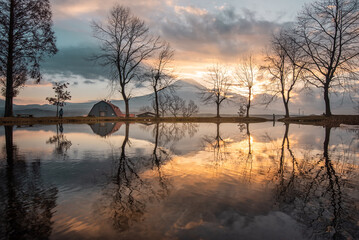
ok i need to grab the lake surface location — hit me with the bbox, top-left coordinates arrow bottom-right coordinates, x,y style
0,122 -> 358,240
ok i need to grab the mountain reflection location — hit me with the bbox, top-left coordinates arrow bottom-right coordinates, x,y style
0,126 -> 58,240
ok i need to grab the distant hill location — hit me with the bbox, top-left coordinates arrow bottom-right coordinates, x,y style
0,79 -> 356,117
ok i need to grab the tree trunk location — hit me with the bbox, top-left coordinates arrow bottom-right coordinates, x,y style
120,86 -> 130,118
324,83 -> 331,116
5,0 -> 15,117
216,103 -> 220,118
56,105 -> 59,117
125,99 -> 130,118
246,87 -> 252,118
216,123 -> 220,147
284,99 -> 290,118
154,88 -> 159,118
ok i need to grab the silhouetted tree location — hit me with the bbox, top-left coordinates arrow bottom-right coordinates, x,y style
156,94 -> 170,117
293,0 -> 359,116
238,101 -> 246,117
92,5 -> 160,117
168,95 -> 185,117
46,82 -> 71,117
201,64 -> 231,118
146,42 -> 176,118
0,0 -> 57,117
139,105 -> 152,113
263,29 -> 305,118
234,55 -> 259,118
141,93 -> 171,117
182,100 -> 199,117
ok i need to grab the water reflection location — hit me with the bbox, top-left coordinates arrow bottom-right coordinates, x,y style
90,122 -> 123,137
202,123 -> 229,165
46,123 -> 72,155
98,123 -> 171,232
0,123 -> 358,239
273,125 -> 357,239
0,126 -> 58,240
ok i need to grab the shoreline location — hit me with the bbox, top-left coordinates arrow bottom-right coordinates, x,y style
0,115 -> 358,127
0,116 -> 268,126
278,115 -> 359,127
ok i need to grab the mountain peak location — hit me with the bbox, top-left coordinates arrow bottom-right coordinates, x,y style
174,79 -> 205,89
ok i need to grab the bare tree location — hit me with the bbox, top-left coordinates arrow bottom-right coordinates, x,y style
293,0 -> 359,116
201,64 -> 232,118
46,82 -> 71,117
263,29 -> 305,118
0,0 -> 57,117
182,100 -> 199,117
168,95 -> 185,117
92,5 -> 160,117
234,55 -> 258,118
145,42 -> 176,118
139,105 -> 152,113
156,93 -> 170,117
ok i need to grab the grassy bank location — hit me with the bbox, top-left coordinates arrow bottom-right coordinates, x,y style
0,116 -> 268,126
279,115 -> 359,127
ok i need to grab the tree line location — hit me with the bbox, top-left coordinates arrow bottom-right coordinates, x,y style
201,0 -> 359,118
0,0 -> 358,117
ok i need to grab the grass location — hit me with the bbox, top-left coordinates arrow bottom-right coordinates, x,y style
0,116 -> 268,126
278,115 -> 359,127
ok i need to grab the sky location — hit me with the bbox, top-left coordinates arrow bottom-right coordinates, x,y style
13,0 -> 357,114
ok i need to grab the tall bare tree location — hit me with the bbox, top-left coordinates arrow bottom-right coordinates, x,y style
146,42 -> 176,118
0,0 -> 57,117
201,64 -> 231,118
263,29 -> 305,118
234,55 -> 258,118
293,0 -> 359,116
92,5 -> 160,117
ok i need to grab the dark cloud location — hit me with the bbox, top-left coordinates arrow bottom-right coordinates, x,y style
84,80 -> 96,85
42,45 -> 110,80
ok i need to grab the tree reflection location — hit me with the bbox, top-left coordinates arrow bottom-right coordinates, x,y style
274,125 -> 357,239
157,122 -> 198,144
202,123 -> 229,166
46,123 -> 72,155
273,123 -> 301,206
237,123 -> 253,182
0,126 -> 58,240
151,123 -> 170,196
140,122 -> 199,152
99,123 -> 171,232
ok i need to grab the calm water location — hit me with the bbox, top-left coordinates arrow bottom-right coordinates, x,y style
0,122 -> 358,240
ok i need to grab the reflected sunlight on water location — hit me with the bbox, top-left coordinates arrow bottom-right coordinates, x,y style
0,122 -> 358,240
